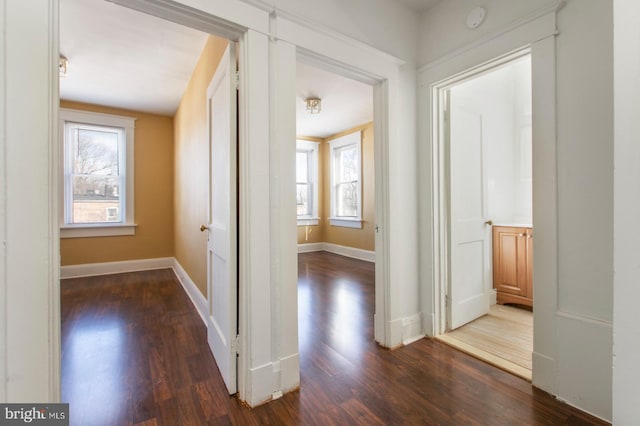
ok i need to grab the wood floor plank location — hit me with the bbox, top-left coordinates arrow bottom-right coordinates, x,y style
61,255 -> 608,425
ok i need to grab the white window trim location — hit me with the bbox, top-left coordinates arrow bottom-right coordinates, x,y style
296,139 -> 320,226
329,131 -> 362,229
59,108 -> 136,238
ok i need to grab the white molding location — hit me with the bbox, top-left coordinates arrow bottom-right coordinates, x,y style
297,242 -> 323,253
402,313 -> 425,345
278,352 -> 300,394
422,312 -> 435,337
297,242 -> 375,263
329,218 -> 363,229
171,258 -> 208,325
418,0 -> 565,73
111,0 -> 267,41
60,224 -> 137,238
60,257 -> 173,279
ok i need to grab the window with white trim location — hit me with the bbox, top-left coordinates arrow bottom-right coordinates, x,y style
296,140 -> 320,226
60,109 -> 136,238
329,131 -> 362,228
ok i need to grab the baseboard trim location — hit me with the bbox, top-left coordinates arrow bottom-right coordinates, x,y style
60,257 -> 174,279
297,242 -> 324,253
402,313 -> 425,345
171,259 -> 208,325
297,242 -> 375,262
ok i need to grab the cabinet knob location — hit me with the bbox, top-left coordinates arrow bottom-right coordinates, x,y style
484,220 -> 493,226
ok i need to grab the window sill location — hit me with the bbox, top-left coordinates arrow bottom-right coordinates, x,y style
60,223 -> 137,239
297,217 -> 320,226
329,218 -> 362,229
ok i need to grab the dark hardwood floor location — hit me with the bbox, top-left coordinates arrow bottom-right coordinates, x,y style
61,252 -> 608,425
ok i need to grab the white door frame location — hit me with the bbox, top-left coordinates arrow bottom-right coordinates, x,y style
296,51 -> 390,346
419,5 -> 560,395
433,48 -> 532,334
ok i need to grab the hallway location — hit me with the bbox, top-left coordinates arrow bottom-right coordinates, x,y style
60,257 -> 605,424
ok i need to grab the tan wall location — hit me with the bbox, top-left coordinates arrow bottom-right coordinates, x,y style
60,100 -> 175,265
297,123 -> 375,251
174,35 -> 229,297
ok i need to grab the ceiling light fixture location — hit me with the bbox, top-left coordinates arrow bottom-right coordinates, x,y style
59,54 -> 69,78
305,98 -> 321,114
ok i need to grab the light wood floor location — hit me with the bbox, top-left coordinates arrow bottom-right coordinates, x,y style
437,304 -> 533,380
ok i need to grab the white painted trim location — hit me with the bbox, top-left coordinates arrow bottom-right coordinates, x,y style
111,0 -> 268,40
297,242 -> 375,263
273,8 -> 404,68
238,29 -> 274,407
171,258 -> 208,325
329,218 -> 363,229
296,218 -> 319,226
420,4 -> 561,405
278,352 -> 300,394
418,0 -> 565,72
60,257 -> 173,279
401,313 -> 425,345
60,224 -> 137,238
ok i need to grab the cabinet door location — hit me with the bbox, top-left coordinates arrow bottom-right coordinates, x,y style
493,226 -> 528,298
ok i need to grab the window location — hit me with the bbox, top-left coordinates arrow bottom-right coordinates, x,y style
60,109 -> 136,238
329,131 -> 362,228
296,140 -> 320,225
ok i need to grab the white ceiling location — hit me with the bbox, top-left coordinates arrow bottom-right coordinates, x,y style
395,0 -> 442,12
60,0 -> 208,116
60,0 -> 374,132
296,62 -> 373,138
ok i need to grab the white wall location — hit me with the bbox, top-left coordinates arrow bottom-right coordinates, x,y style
613,0 -> 640,423
419,0 -> 613,420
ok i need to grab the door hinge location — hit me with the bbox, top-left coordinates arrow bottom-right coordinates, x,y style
232,334 -> 241,355
445,294 -> 450,307
233,71 -> 240,91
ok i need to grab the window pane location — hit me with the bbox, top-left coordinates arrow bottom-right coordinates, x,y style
337,182 -> 358,217
338,146 -> 358,182
296,183 -> 310,216
74,128 -> 120,176
72,175 -> 120,223
296,151 -> 308,183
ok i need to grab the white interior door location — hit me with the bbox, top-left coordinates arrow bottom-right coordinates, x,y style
448,92 -> 491,330
205,44 -> 237,394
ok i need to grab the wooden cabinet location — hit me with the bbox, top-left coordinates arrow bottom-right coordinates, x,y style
492,226 -> 533,308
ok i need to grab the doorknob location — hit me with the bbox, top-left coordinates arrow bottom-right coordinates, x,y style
484,220 -> 493,226
200,224 -> 208,232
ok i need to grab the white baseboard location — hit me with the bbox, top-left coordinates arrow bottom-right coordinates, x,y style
60,257 -> 174,279
402,313 -> 426,345
297,242 -> 323,253
278,352 -> 301,393
297,242 -> 375,262
171,259 -> 208,325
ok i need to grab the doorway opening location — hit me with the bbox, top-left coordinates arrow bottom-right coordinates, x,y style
294,60 -> 378,365
58,0 -> 241,414
434,51 -> 533,380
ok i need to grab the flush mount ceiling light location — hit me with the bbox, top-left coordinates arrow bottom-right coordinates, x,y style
305,98 -> 322,114
59,54 -> 69,78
